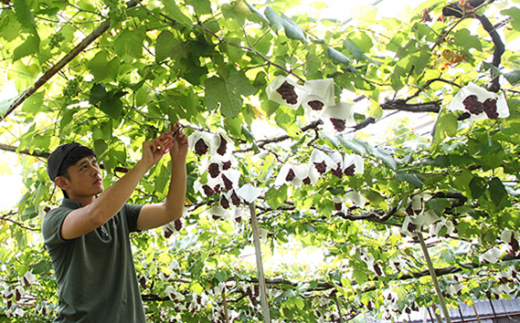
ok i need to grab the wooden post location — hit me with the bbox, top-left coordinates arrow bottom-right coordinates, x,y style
222,290 -> 230,323
249,202 -> 271,323
417,231 -> 452,323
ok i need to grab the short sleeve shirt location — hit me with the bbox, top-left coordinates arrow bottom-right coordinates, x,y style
41,198 -> 146,323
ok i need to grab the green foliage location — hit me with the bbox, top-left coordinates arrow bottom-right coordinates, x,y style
1,0 -> 520,322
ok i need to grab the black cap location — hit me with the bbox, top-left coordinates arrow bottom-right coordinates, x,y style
47,143 -> 82,182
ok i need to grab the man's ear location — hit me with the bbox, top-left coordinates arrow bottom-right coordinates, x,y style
55,176 -> 71,191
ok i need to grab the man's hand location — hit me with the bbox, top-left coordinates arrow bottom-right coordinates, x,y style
167,123 -> 188,164
141,124 -> 188,169
140,138 -> 166,169
136,123 -> 188,231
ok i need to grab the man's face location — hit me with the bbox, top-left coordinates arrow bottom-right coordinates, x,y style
61,156 -> 104,198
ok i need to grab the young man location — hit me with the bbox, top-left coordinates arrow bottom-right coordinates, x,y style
42,124 -> 188,322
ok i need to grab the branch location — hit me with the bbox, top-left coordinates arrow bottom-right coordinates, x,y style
476,14 -> 505,93
235,120 -> 323,153
336,206 -> 398,223
406,78 -> 462,102
0,0 -> 142,123
0,211 -> 40,232
440,1 -> 504,92
381,99 -> 442,113
257,120 -> 323,149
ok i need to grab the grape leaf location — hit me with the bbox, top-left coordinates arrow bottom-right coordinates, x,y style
265,6 -> 283,32
396,171 -> 424,188
489,177 -> 508,207
160,0 -> 193,26
281,13 -> 306,42
114,27 -> 146,62
13,0 -> 37,32
328,47 -> 351,64
469,176 -> 488,199
13,34 -> 40,61
185,0 -> 212,16
155,30 -> 178,63
204,70 -> 255,118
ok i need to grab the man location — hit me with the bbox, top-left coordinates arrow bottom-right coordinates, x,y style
42,124 -> 188,322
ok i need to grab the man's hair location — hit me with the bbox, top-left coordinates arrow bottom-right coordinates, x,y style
56,146 -> 96,198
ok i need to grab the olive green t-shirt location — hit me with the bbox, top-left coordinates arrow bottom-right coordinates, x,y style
42,198 -> 146,323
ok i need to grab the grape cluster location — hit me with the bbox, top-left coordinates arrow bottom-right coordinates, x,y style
285,168 -> 296,181
483,98 -> 498,119
222,175 -> 233,190
463,95 -> 484,115
222,161 -> 232,170
308,100 -> 324,111
164,227 -> 174,238
49,32 -> 65,50
314,161 -> 327,174
138,276 -> 148,289
331,118 -> 346,132
231,191 -> 241,206
331,164 -> 343,179
195,139 -> 209,155
246,285 -> 260,307
344,164 -> 356,176
334,202 -> 343,211
221,196 -> 230,209
373,264 -> 383,276
174,219 -> 183,231
463,95 -> 499,119
405,204 -> 414,216
62,76 -> 83,100
217,135 -> 227,155
276,81 -> 298,105
208,163 -> 220,178
511,236 -> 519,254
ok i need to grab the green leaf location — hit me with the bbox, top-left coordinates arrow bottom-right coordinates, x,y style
13,0 -> 37,32
328,47 -> 350,64
265,185 -> 288,209
161,0 -> 193,26
395,171 -> 424,188
343,39 -> 365,61
431,112 -> 458,147
98,91 -> 125,120
454,29 -> 482,51
155,30 -> 178,63
281,13 -> 306,42
90,84 -> 125,120
489,177 -> 508,207
246,2 -> 268,22
94,139 -> 108,161
0,11 -> 23,42
13,34 -> 40,61
204,70 -> 255,118
265,6 -> 283,31
504,70 -> 520,85
89,83 -> 107,104
185,0 -> 212,16
88,51 -> 120,82
21,91 -> 44,114
502,7 -> 520,32
114,27 -> 146,62
469,176 -> 487,199
221,0 -> 251,26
